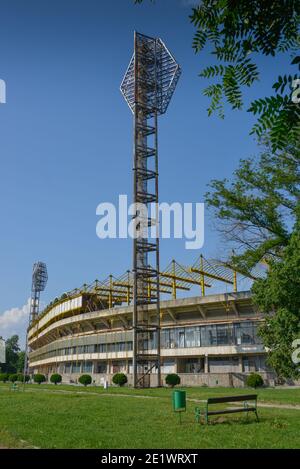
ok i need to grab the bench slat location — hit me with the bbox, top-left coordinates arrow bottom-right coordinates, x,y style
207,407 -> 257,416
207,394 -> 257,404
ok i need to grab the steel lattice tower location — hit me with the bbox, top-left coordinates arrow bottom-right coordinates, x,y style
29,262 -> 48,324
121,32 -> 181,387
23,262 -> 48,383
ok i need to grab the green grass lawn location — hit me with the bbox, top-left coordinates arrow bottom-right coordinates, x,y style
2,381 -> 299,405
0,383 -> 299,448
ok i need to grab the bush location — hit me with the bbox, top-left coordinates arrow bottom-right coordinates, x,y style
112,373 -> 128,387
0,373 -> 9,382
165,373 -> 181,387
9,374 -> 19,383
79,374 -> 92,387
17,373 -> 30,383
33,373 -> 46,385
50,373 -> 62,385
246,373 -> 264,388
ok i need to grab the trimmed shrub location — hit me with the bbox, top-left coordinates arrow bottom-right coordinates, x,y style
79,374 -> 92,387
246,373 -> 264,388
50,373 -> 62,385
0,373 -> 9,382
17,373 -> 30,383
165,373 -> 181,388
112,373 -> 127,387
33,373 -> 46,385
9,374 -> 19,383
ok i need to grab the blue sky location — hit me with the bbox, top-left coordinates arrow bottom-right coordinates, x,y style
0,0 -> 292,344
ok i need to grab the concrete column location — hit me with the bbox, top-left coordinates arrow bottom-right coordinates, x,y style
238,356 -> 243,373
204,355 -> 209,373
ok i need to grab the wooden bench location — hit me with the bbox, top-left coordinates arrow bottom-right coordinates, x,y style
200,394 -> 259,424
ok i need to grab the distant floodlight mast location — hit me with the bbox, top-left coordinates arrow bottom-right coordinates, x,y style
120,32 -> 181,388
30,261 -> 48,324
0,337 -> 5,364
23,262 -> 48,386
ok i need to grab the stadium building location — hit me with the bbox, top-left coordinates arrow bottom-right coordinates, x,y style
27,269 -> 276,387
27,35 -> 276,388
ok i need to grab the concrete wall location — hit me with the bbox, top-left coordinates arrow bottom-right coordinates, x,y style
57,371 -> 277,388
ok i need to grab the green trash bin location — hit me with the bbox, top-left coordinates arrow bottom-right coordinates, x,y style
172,390 -> 186,412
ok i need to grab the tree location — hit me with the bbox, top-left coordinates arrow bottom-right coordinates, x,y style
33,374 -> 46,385
0,335 -> 26,375
17,351 -> 25,373
2,335 -> 20,373
165,373 -> 181,388
246,373 -> 264,388
205,144 -> 299,271
112,373 -> 127,387
50,373 -> 62,385
252,222 -> 300,379
135,0 -> 300,150
78,374 -> 92,387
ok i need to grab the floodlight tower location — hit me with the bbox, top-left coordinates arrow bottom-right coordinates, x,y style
30,262 -> 48,324
120,32 -> 181,387
23,262 -> 48,384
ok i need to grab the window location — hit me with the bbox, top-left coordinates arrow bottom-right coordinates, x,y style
216,324 -> 231,345
240,323 -> 255,344
209,357 -> 238,373
83,345 -> 94,354
161,360 -> 175,373
82,361 -> 93,373
95,362 -> 107,374
206,325 -> 217,346
71,362 -> 81,373
185,358 -> 204,373
178,330 -> 185,348
185,328 -> 196,347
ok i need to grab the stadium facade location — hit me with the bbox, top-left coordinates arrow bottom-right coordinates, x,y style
28,290 -> 276,387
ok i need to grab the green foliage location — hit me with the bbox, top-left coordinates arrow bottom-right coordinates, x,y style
0,373 -> 9,382
2,335 -> 20,373
17,351 -> 25,373
246,373 -> 264,388
252,223 -> 300,379
205,145 -> 299,271
112,373 -> 128,387
249,60 -> 300,151
50,373 -> 62,385
135,1 -> 300,150
189,1 -> 300,148
165,373 -> 181,387
78,374 -> 92,387
9,374 -> 19,383
33,374 -> 46,385
16,373 -> 30,383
